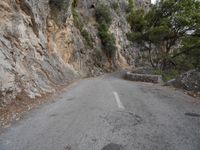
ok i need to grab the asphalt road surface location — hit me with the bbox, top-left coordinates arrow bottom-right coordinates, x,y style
0,73 -> 200,150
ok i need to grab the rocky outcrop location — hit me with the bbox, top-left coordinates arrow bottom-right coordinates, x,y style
48,0 -> 135,75
167,69 -> 200,92
0,0 -> 150,106
0,0 -> 77,106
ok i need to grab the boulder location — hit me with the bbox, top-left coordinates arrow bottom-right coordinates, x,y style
167,69 -> 200,91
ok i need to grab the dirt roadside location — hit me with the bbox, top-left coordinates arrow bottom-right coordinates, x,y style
0,81 -> 79,129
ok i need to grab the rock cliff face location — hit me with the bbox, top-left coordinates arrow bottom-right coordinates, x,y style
0,0 -> 150,106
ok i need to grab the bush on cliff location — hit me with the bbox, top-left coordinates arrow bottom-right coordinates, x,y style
95,4 -> 116,60
127,0 -> 200,72
49,0 -> 68,10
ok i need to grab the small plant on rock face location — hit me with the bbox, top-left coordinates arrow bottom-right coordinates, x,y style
71,0 -> 93,48
112,2 -> 120,11
49,0 -> 69,10
72,0 -> 79,8
81,29 -> 94,48
127,0 -> 135,13
95,4 -> 112,26
72,8 -> 83,30
49,0 -> 69,25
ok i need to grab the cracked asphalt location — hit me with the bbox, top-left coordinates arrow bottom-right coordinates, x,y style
0,73 -> 200,150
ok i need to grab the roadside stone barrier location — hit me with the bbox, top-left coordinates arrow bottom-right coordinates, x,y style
125,72 -> 163,84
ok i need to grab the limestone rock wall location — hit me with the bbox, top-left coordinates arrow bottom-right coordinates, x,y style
0,0 -> 150,105
0,0 -> 77,105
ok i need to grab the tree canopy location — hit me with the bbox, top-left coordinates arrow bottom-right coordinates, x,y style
127,0 -> 200,70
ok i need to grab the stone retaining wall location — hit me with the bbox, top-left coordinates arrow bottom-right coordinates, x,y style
125,72 -> 162,84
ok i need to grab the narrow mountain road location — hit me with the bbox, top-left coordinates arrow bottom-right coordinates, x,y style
0,73 -> 200,150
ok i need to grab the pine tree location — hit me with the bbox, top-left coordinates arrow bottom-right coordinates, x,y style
127,0 -> 200,70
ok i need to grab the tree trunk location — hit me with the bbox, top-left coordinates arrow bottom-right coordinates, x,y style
148,48 -> 156,69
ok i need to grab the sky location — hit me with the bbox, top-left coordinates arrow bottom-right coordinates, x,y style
151,0 -> 157,4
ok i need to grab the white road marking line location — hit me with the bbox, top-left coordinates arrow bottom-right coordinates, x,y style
113,91 -> 125,109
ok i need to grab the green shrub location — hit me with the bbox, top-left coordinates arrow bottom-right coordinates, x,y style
95,4 -> 116,60
154,69 -> 179,81
127,0 -> 135,13
71,3 -> 94,48
72,0 -> 79,8
95,4 -> 112,26
98,23 -> 116,59
81,29 -> 94,48
72,8 -> 83,30
126,0 -> 200,71
111,2 -> 119,11
49,0 -> 68,10
173,55 -> 195,71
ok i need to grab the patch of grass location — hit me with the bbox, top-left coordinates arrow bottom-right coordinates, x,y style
72,8 -> 83,30
154,69 -> 179,82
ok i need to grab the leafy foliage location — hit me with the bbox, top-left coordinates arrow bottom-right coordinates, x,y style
95,4 -> 112,26
49,0 -> 67,10
95,4 -> 116,60
71,0 -> 93,47
72,0 -> 79,8
154,69 -> 179,81
127,0 -> 200,70
127,0 -> 135,13
111,2 -> 119,11
72,8 -> 83,30
81,29 -> 94,48
98,23 -> 116,59
176,29 -> 200,69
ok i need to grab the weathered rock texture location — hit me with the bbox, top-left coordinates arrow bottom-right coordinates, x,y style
167,69 -> 200,92
0,0 -> 77,105
0,0 -> 150,105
